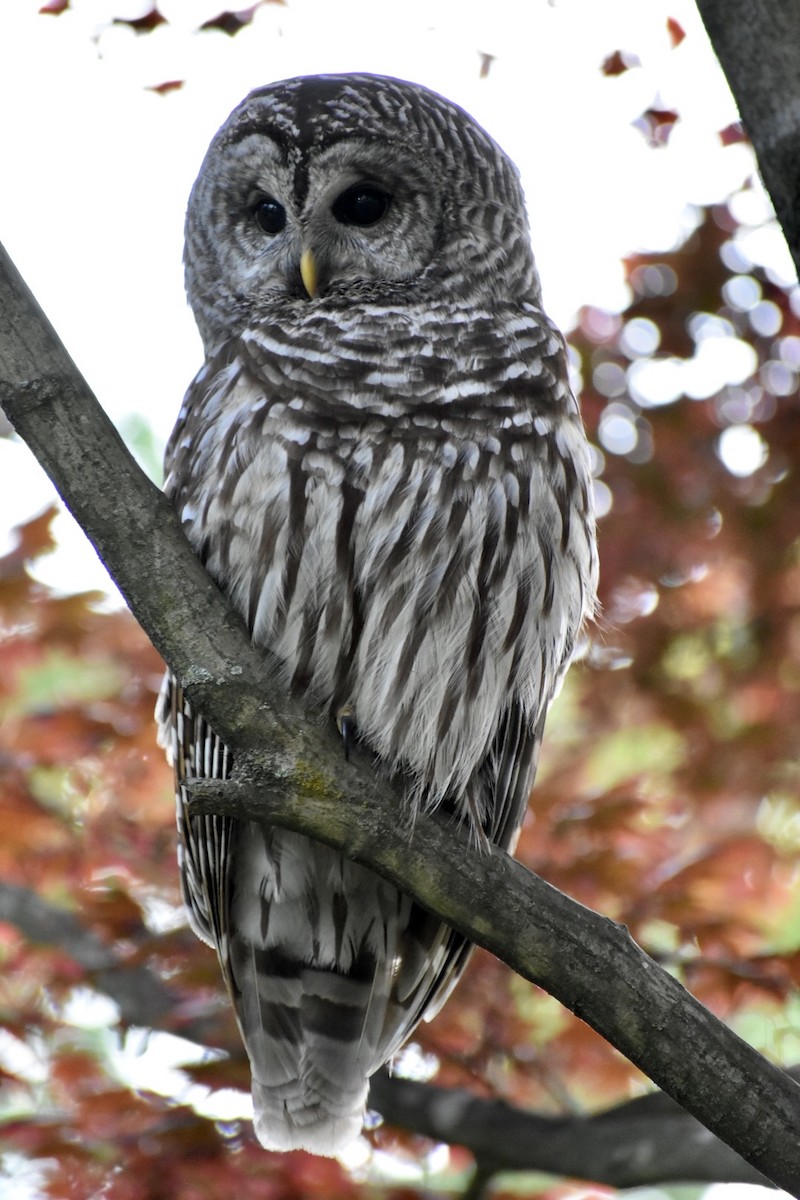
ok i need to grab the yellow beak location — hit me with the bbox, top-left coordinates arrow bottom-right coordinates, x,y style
300,248 -> 318,298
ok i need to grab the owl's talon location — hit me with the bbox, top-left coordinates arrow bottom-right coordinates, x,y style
336,705 -> 355,762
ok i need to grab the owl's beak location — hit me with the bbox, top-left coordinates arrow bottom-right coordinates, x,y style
299,248 -> 319,298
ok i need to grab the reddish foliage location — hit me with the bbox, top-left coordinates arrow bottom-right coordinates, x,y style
200,9 -> 261,36
666,17 -> 686,47
118,8 -> 166,33
720,121 -> 748,147
601,50 -> 640,77
34,2 -> 283,36
147,80 -> 185,96
633,107 -> 680,148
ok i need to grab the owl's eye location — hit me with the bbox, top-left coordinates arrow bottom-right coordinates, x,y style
252,196 -> 286,235
332,184 -> 391,227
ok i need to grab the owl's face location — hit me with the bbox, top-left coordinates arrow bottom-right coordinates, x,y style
185,74 -> 539,353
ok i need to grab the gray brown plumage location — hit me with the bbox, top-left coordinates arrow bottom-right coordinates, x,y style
157,73 -> 597,1156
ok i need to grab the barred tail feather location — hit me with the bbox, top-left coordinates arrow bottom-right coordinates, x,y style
226,826 -> 411,1155
235,918 -> 470,1154
242,958 -> 377,1154
234,956 -> 385,1154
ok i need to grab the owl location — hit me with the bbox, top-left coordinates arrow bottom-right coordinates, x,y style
157,73 -> 597,1156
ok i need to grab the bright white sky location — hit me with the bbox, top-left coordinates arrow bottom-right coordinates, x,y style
0,5 -> 794,1195
0,0 -> 775,596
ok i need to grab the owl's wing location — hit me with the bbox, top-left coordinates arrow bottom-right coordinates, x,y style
484,701 -> 546,852
156,673 -> 234,964
394,699 -> 545,1037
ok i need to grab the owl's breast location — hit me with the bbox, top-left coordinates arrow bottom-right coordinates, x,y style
165,336 -> 595,798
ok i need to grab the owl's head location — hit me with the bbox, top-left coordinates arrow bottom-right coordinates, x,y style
185,73 -> 540,353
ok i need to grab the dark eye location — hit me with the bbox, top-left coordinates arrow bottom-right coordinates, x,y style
332,183 -> 391,227
252,196 -> 286,235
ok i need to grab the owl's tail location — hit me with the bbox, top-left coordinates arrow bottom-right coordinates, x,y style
225,826 -> 431,1157
251,1080 -> 365,1157
244,960 -> 378,1155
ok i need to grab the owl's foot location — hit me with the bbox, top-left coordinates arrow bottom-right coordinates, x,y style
336,705 -> 356,762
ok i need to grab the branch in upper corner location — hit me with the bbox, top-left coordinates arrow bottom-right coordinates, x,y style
695,0 -> 800,278
2,238 -> 800,1192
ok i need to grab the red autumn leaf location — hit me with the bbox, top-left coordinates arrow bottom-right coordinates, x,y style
667,17 -> 686,47
601,49 -> 640,76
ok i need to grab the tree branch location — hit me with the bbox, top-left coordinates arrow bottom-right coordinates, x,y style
696,0 -> 800,279
1,242 -> 799,1192
368,1072 -> 792,1188
0,881 -> 175,1029
2,875 -> 789,1189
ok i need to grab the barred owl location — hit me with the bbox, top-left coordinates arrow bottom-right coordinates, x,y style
157,73 -> 597,1156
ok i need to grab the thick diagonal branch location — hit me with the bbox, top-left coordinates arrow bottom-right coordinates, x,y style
1,240 -> 798,1192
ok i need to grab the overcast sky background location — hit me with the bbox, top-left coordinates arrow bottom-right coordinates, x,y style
0,6 -> 795,1194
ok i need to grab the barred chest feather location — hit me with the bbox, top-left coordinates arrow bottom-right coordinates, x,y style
164,298 -> 596,819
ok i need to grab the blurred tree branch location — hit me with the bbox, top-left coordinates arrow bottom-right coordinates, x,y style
0,877 -> 788,1189
697,0 -> 800,279
369,1073 -> 796,1188
0,881 -> 175,1030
